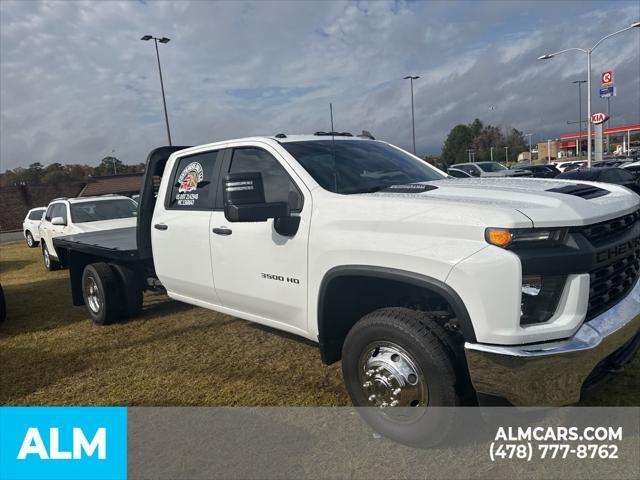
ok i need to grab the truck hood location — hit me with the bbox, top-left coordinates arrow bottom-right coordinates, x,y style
72,217 -> 137,232
370,177 -> 639,228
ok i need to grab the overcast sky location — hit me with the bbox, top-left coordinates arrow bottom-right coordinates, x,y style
1,0 -> 639,170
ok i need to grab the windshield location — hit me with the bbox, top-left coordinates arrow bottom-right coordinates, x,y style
70,199 -> 137,223
477,162 -> 507,172
282,140 -> 445,194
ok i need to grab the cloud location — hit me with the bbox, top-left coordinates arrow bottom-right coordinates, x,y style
0,0 -> 638,170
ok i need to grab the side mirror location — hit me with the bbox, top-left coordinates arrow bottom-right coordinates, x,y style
51,216 -> 67,226
223,172 -> 289,223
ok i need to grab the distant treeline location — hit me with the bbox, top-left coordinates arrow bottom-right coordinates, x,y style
0,156 -> 145,188
441,118 -> 528,164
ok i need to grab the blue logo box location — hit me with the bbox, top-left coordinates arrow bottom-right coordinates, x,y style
0,407 -> 127,480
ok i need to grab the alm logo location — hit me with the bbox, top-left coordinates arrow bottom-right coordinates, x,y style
18,427 -> 106,460
1,407 -> 127,480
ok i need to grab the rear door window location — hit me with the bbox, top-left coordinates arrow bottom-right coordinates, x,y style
28,209 -> 45,220
166,150 -> 221,210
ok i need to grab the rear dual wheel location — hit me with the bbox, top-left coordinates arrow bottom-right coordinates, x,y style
81,262 -> 143,325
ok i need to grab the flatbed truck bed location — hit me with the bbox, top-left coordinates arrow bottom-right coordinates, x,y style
53,227 -> 140,261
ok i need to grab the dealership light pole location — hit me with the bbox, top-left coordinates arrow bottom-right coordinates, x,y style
538,21 -> 639,168
141,35 -> 172,146
404,75 -> 419,154
572,80 -> 586,157
525,133 -> 533,161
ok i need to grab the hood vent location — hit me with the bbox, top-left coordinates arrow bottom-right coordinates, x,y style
546,184 -> 609,199
382,184 -> 438,194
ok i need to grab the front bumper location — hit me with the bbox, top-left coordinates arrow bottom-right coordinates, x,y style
464,279 -> 640,406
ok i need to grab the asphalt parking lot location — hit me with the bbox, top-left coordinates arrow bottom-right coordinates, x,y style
0,231 -> 23,243
1,240 -> 638,407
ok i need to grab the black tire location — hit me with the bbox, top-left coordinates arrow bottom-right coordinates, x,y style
42,242 -> 61,271
25,231 -> 39,248
81,262 -> 123,325
109,263 -> 143,319
342,307 -> 461,447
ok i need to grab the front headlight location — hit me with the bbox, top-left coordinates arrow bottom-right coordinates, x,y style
520,275 -> 567,325
485,227 -> 568,248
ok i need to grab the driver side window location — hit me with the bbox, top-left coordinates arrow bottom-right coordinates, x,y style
229,148 -> 303,211
55,204 -> 68,223
46,203 -> 67,223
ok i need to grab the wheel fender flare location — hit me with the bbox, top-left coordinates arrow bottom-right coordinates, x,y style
317,265 -> 476,345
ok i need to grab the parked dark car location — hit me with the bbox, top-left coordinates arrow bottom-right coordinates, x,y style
518,164 -> 561,178
592,159 -> 631,168
557,167 -> 640,195
623,162 -> 640,180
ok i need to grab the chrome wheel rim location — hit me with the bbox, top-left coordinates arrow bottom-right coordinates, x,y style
43,248 -> 50,268
358,341 -> 428,421
85,277 -> 101,313
26,234 -> 33,246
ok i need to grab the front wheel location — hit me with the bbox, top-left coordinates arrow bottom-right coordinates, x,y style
341,307 -> 462,447
42,243 -> 60,271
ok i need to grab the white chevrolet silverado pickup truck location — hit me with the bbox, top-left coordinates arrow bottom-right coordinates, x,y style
53,133 -> 639,445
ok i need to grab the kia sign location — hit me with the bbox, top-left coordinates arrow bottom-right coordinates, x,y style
591,112 -> 609,125
601,70 -> 614,87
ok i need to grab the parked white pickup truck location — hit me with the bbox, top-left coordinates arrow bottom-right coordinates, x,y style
53,133 -> 639,445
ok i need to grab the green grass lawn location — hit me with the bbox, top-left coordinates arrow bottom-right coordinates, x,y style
0,241 -> 637,406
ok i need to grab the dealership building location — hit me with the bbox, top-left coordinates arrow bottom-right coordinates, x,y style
556,123 -> 639,159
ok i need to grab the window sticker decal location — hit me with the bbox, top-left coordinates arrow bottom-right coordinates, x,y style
176,162 -> 204,206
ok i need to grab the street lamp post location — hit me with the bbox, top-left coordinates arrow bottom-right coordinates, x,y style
572,80 -> 586,157
538,21 -> 639,168
525,133 -> 533,161
466,149 -> 475,162
141,35 -> 172,146
403,75 -> 420,154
